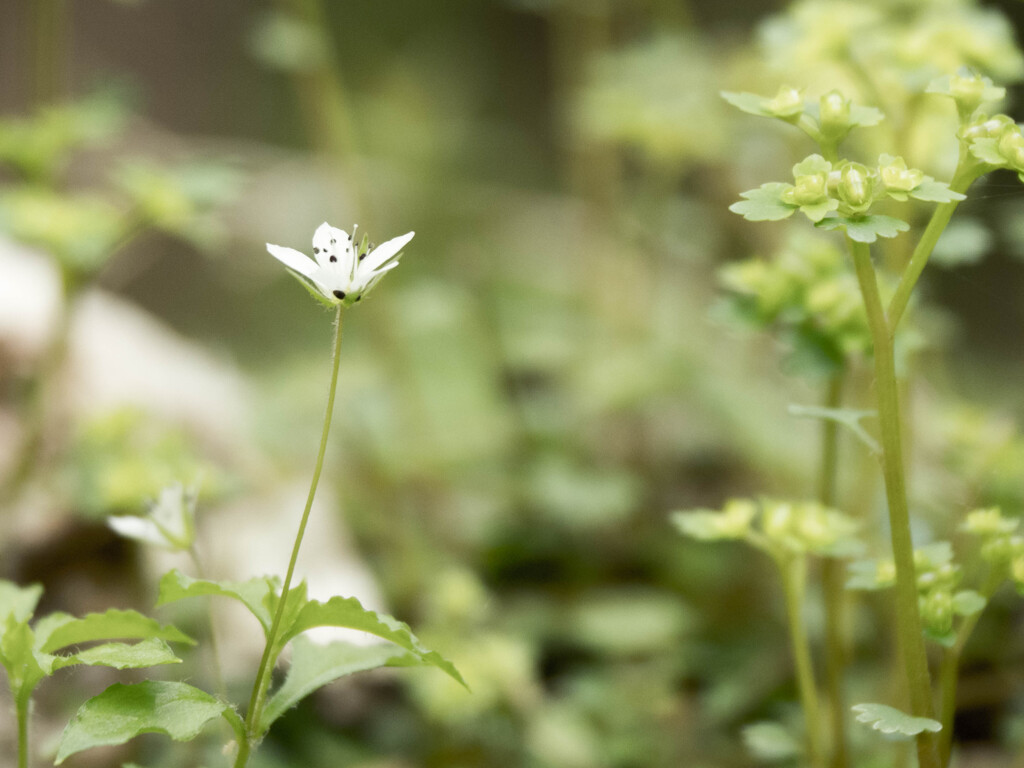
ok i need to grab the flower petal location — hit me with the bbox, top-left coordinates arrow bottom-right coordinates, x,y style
312,222 -> 353,270
108,515 -> 170,548
267,244 -> 317,278
361,231 -> 414,272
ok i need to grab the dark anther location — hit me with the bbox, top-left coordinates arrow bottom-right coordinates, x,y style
358,252 -> 366,261
355,296 -> 361,302
333,290 -> 346,299
330,238 -> 336,245
313,247 -> 320,254
330,256 -> 337,262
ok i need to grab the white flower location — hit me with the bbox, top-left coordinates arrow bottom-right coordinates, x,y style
108,483 -> 197,551
266,222 -> 414,306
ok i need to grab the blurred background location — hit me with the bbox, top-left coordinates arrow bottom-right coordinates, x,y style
4,0 -> 1024,766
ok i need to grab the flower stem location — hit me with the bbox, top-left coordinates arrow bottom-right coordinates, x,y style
887,164 -> 977,330
16,696 -> 28,768
937,570 -> 1003,765
780,554 -> 824,768
818,374 -> 849,768
849,238 -> 940,768
236,307 -> 345,766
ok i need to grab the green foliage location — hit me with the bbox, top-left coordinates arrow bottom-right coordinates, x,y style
851,703 -> 942,739
815,213 -> 909,243
55,681 -> 243,764
741,721 -> 802,761
260,636 -> 424,730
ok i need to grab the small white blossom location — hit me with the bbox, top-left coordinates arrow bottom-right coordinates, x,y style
266,222 -> 413,306
108,482 -> 197,551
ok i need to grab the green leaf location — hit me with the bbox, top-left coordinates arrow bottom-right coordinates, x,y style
729,183 -> 796,222
281,596 -> 467,689
852,703 -> 941,739
260,636 -> 422,731
741,721 -> 802,761
156,569 -> 275,635
34,609 -> 193,653
952,590 -> 986,617
932,217 -> 991,267
52,638 -> 182,672
910,179 -> 966,203
970,138 -> 1005,166
0,616 -> 45,705
0,581 -> 43,623
816,214 -> 909,243
56,681 -> 237,764
288,269 -> 337,308
720,91 -> 773,116
787,404 -> 880,456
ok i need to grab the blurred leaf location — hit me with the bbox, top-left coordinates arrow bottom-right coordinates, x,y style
157,569 -> 276,635
952,589 -> 986,617
852,703 -> 941,738
0,581 -> 43,624
260,636 -> 422,730
742,721 -> 802,761
729,183 -> 795,221
56,681 -> 241,764
249,11 -> 328,72
787,404 -> 880,456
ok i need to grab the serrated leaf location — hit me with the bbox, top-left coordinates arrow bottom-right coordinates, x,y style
729,183 -> 796,222
34,609 -> 193,653
970,138 -> 1006,166
281,596 -> 466,689
742,721 -> 802,761
852,703 -> 941,738
850,104 -> 884,127
787,404 -> 880,456
51,638 -> 182,672
816,214 -> 909,243
910,180 -> 966,203
157,569 -> 275,635
55,681 -> 237,764
952,590 -> 986,617
260,636 -> 421,731
0,581 -> 43,624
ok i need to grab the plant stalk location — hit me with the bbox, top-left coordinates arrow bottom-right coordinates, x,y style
781,554 -> 825,768
819,374 -> 849,768
236,307 -> 345,767
16,697 -> 28,768
849,238 -> 939,768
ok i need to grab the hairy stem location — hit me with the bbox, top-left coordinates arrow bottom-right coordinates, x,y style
849,239 -> 939,768
236,308 -> 344,766
16,696 -> 28,768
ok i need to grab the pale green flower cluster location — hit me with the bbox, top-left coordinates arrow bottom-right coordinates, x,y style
672,497 -> 860,559
719,233 -> 871,374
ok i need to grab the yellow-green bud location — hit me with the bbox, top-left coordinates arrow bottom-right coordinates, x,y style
921,590 -> 954,636
837,163 -> 873,211
819,90 -> 851,135
719,499 -> 758,537
962,114 -> 1015,141
789,173 -> 829,205
879,156 -> 924,193
768,86 -> 804,118
949,74 -> 987,117
998,130 -> 1024,168
981,535 -> 1019,565
962,506 -> 1018,537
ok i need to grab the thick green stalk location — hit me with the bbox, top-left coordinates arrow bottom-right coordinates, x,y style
887,165 -> 978,330
819,375 -> 848,768
849,239 -> 940,768
781,554 -> 825,768
236,308 -> 345,767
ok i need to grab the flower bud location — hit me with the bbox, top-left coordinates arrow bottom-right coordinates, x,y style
819,90 -> 851,136
998,129 -> 1024,168
922,590 -> 954,637
788,172 -> 829,205
836,163 -> 873,212
949,74 -> 987,117
768,86 -> 804,118
878,155 -> 924,193
962,114 -> 1015,141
